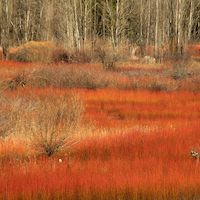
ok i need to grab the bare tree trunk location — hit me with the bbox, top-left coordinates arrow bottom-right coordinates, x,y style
74,0 -> 80,50
115,0 -> 119,51
69,0 -> 81,50
67,3 -> 74,49
94,0 -> 97,41
36,1 -> 45,40
161,0 -> 166,63
24,0 -> 30,42
177,0 -> 184,56
174,0 -> 179,55
103,3 -> 105,42
188,0 -> 194,41
10,20 -> 20,45
91,0 -> 97,53
82,0 -> 91,50
89,0 -> 92,41
80,0 -> 83,49
84,1 -> 87,45
140,0 -> 143,58
45,0 -> 53,41
168,0 -> 175,59
146,0 -> 151,56
155,0 -> 159,62
2,0 -> 10,60
106,0 -> 115,49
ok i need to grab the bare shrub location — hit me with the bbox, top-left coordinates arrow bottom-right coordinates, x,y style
24,94 -> 84,156
135,76 -> 178,92
94,46 -> 121,70
11,41 -> 56,63
0,94 -> 36,138
70,50 -> 91,63
165,60 -> 193,81
51,47 -> 69,63
0,72 -> 27,90
0,69 -> 50,90
0,92 -> 85,156
29,65 -> 111,89
51,48 -> 91,63
22,94 -> 85,156
0,95 -> 16,138
29,64 -> 137,90
143,79 -> 172,92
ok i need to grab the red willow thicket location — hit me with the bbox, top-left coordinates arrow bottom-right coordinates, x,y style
82,89 -> 200,129
0,126 -> 200,199
0,89 -> 200,199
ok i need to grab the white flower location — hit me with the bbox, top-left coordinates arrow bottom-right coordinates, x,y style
59,159 -> 62,163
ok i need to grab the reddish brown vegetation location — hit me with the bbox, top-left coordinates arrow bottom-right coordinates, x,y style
1,127 -> 200,199
0,88 -> 200,199
0,46 -> 200,199
188,44 -> 200,57
1,59 -> 200,93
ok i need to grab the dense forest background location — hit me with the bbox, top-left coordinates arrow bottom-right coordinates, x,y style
0,0 -> 200,61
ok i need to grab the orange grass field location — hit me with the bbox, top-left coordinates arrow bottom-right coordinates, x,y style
0,61 -> 200,199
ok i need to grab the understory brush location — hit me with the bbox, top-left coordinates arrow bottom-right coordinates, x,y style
27,64 -> 136,90
0,59 -> 200,92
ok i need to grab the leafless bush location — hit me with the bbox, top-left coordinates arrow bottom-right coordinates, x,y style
133,75 -> 178,92
23,94 -> 85,156
0,72 -> 27,90
27,64 -> 140,90
169,61 -> 193,81
51,48 -> 69,63
94,46 -> 121,70
0,94 -> 36,138
0,69 -> 50,90
143,80 -> 172,92
0,92 -> 85,156
50,48 -> 91,63
70,50 -> 91,63
0,96 -> 15,138
29,65 -> 111,89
